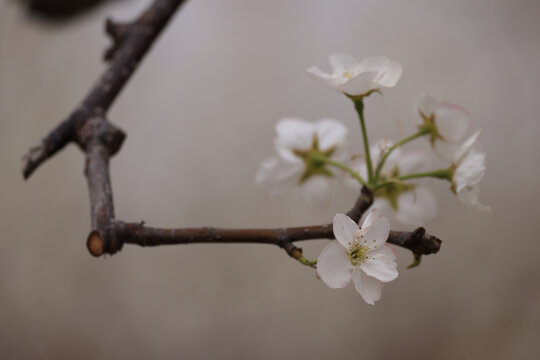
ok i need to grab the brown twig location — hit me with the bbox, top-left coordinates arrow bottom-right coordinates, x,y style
22,0 -> 442,263
112,218 -> 441,256
22,0 -> 188,180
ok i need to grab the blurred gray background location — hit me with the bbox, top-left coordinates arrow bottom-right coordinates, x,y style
1,0 -> 539,359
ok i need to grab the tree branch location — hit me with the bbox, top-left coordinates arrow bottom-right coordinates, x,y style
22,0 -> 188,179
22,0 -> 442,264
112,219 -> 441,257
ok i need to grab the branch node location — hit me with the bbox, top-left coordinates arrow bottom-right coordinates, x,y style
75,116 -> 126,156
104,18 -> 130,61
409,227 -> 441,255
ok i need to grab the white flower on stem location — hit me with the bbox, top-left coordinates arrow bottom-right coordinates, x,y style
317,210 -> 398,305
418,93 -> 472,159
451,130 -> 490,212
307,54 -> 402,97
256,118 -> 348,212
345,139 -> 436,226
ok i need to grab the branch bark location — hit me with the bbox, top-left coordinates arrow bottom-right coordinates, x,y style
22,0 -> 188,179
112,219 -> 441,256
22,0 -> 442,263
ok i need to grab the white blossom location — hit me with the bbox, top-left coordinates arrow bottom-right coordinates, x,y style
307,54 -> 402,97
345,139 -> 436,226
418,93 -> 471,159
256,118 -> 348,212
451,130 -> 490,212
317,210 -> 398,305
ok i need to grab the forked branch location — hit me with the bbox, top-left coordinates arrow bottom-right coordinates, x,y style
22,0 -> 442,263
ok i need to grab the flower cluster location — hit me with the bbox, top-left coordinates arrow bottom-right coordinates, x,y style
255,53 -> 489,304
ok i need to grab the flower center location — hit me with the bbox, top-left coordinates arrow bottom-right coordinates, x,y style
375,167 -> 415,210
419,111 -> 441,144
348,242 -> 369,266
293,135 -> 336,184
343,67 -> 356,80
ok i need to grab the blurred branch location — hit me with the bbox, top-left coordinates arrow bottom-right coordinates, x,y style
22,0 -> 109,21
22,0 -> 188,179
21,0 -> 442,261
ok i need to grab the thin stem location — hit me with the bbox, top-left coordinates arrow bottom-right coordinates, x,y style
297,256 -> 317,267
311,154 -> 367,186
374,127 -> 430,182
373,168 -> 452,191
353,99 -> 374,185
397,168 -> 452,181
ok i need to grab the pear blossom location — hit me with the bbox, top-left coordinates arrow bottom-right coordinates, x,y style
418,93 -> 471,159
451,130 -> 490,212
256,118 -> 348,211
317,210 -> 398,305
307,54 -> 402,97
345,139 -> 436,226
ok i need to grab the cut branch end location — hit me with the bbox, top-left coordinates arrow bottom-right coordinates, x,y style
87,230 -> 105,257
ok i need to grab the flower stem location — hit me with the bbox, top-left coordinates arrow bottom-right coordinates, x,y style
374,127 -> 430,182
407,254 -> 422,269
373,168 -> 452,191
297,256 -> 317,267
397,168 -> 452,181
311,154 -> 368,186
353,99 -> 375,186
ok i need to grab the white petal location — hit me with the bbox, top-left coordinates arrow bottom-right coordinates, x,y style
317,243 -> 354,289
397,150 -> 430,175
434,102 -> 471,142
275,118 -> 315,152
275,146 -> 303,164
329,53 -> 361,74
333,213 -> 360,248
453,129 -> 482,163
255,157 -> 303,194
457,185 -> 491,212
395,188 -> 436,226
359,56 -> 390,72
375,244 -> 398,263
359,209 -> 390,250
370,198 -> 393,218
374,60 -> 402,88
329,143 -> 348,163
360,254 -> 399,283
347,158 -> 369,189
418,92 -> 439,118
306,66 -> 346,90
315,119 -> 348,152
352,271 -> 383,305
434,140 -> 460,161
300,176 -> 332,213
361,208 -> 382,229
454,148 -> 486,192
339,71 -> 379,96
